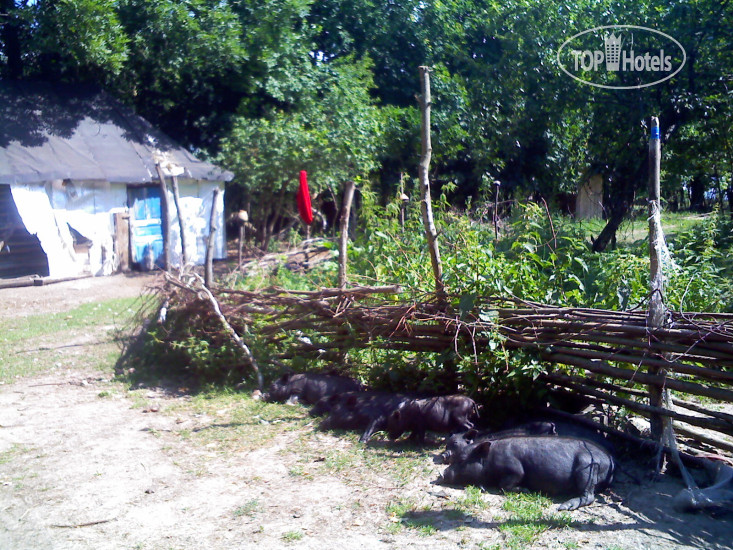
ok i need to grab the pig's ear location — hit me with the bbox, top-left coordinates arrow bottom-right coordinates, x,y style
279,373 -> 292,383
468,440 -> 492,459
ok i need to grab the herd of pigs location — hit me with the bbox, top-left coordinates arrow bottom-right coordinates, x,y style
263,371 -> 617,511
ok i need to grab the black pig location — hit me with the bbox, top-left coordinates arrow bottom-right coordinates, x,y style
386,395 -> 478,443
438,436 -> 614,510
434,422 -> 557,465
265,372 -> 363,405
315,391 -> 411,442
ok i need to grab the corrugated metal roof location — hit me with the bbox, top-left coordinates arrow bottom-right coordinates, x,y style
0,80 -> 233,185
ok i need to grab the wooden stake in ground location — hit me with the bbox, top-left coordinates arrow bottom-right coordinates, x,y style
338,180 -> 356,289
237,210 -> 248,266
418,66 -> 445,297
205,188 -> 221,287
154,163 -> 172,271
647,117 -> 696,487
647,116 -> 666,441
169,174 -> 188,266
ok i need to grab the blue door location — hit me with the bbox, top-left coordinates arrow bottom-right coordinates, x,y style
128,186 -> 164,268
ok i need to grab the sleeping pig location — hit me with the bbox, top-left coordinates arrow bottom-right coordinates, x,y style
434,421 -> 557,465
314,391 -> 412,443
264,372 -> 363,405
437,435 -> 614,510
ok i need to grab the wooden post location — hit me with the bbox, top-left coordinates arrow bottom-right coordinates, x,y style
238,222 -> 245,266
493,179 -> 501,241
647,116 -> 666,442
235,209 -> 248,266
114,212 -> 130,272
418,66 -> 445,297
338,180 -> 356,289
170,174 -> 188,266
154,163 -> 171,271
646,117 -> 695,487
399,172 -> 407,231
205,188 -> 221,287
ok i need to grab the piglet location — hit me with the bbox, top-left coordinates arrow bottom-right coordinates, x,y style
386,394 -> 478,444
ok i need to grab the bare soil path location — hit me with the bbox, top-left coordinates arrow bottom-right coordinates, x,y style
0,274 -> 732,549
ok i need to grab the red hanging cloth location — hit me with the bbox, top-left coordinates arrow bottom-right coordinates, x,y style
297,170 -> 314,225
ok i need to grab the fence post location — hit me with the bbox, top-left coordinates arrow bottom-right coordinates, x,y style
338,180 -> 356,289
155,163 -> 171,271
646,117 -> 696,488
418,65 -> 445,297
205,188 -> 221,287
647,116 -> 666,442
170,174 -> 188,266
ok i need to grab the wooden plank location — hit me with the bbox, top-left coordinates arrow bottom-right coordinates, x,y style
114,212 -> 130,272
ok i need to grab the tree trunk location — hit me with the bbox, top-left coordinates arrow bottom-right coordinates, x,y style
263,185 -> 287,251
689,174 -> 706,212
591,206 -> 626,252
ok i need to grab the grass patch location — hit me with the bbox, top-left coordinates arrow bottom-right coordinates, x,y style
453,485 -> 489,512
497,492 -> 573,550
281,529 -> 304,542
0,444 -> 30,466
233,499 -> 260,518
385,498 -> 440,536
0,297 -> 142,383
161,391 -> 312,454
570,211 -> 705,247
322,448 -> 360,472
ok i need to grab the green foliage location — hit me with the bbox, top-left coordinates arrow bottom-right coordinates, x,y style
137,308 -> 249,387
218,54 -> 384,245
2,0 -> 731,239
28,0 -> 130,83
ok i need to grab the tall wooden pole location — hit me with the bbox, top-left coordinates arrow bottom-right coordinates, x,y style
338,180 -> 356,289
647,116 -> 666,442
646,117 -> 695,489
205,188 -> 221,287
170,174 -> 188,266
418,66 -> 445,297
154,163 -> 171,271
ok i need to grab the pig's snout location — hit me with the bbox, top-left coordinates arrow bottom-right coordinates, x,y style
433,451 -> 451,464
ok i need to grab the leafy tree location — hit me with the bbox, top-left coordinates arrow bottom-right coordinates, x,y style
1,0 -> 128,82
218,56 -> 384,247
114,0 -> 250,150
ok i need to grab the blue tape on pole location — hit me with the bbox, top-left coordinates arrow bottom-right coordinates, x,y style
651,126 -> 660,139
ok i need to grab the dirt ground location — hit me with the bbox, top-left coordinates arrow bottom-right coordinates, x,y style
0,272 -> 160,319
1,274 -> 732,549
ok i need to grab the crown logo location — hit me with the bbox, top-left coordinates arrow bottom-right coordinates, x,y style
604,32 -> 623,71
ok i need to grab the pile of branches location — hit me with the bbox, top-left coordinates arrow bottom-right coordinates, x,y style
153,272 -> 733,457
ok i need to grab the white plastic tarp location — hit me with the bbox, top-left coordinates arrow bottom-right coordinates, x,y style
10,184 -> 80,278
